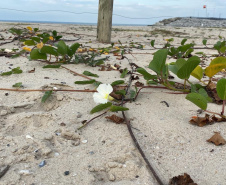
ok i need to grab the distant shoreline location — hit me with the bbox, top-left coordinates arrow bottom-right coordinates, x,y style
0,20 -> 147,27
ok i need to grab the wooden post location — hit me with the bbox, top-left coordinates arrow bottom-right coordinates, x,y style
97,0 -> 114,43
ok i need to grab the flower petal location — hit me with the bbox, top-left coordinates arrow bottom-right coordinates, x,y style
97,84 -> 113,95
93,92 -> 108,104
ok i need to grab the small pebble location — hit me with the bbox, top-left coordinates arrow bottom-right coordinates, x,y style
64,171 -> 70,176
26,135 -> 34,140
61,82 -> 66,84
89,151 -> 94,155
81,140 -> 88,144
39,160 -> 46,167
5,93 -> 9,96
6,144 -> 10,147
55,132 -> 61,136
53,87 -> 58,90
54,152 -> 60,157
77,112 -> 82,118
19,170 -> 31,175
109,173 -> 115,181
0,110 -> 8,116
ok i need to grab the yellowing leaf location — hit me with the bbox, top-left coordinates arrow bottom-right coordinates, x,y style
205,63 -> 226,77
205,57 -> 226,77
191,65 -> 203,80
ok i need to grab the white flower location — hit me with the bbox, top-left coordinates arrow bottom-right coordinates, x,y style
93,84 -> 114,104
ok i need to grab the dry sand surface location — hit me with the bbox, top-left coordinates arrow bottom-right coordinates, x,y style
0,22 -> 226,185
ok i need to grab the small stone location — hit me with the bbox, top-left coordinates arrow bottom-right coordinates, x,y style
60,122 -> 66,126
89,151 -> 94,155
53,87 -> 58,90
64,171 -> 70,176
77,112 -> 82,118
109,173 -> 115,181
39,160 -> 46,167
81,140 -> 88,144
19,170 -> 32,175
54,152 -> 60,157
5,93 -> 9,96
26,135 -> 34,140
108,162 -> 118,168
0,110 -> 8,116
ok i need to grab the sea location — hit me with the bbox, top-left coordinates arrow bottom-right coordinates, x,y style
0,20 -> 148,26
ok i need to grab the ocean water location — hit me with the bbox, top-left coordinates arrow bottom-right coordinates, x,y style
0,20 -> 147,26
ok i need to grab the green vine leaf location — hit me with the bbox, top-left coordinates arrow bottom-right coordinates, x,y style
12,82 -> 23,88
30,49 -> 47,60
43,65 -> 61,68
41,46 -> 58,56
74,79 -> 96,84
120,68 -> 128,78
149,49 -> 168,75
83,71 -> 99,77
115,90 -> 126,96
181,38 -> 187,45
41,90 -> 53,103
216,78 -> 226,100
136,67 -> 156,80
150,40 -> 155,47
90,102 -> 112,114
111,80 -> 125,86
186,92 -> 208,110
109,105 -> 129,112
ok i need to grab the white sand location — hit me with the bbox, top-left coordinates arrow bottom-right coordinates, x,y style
0,22 -> 226,185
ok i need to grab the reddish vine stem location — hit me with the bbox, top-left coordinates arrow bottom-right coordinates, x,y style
78,111 -> 108,130
122,111 -> 164,185
0,88 -> 96,92
121,57 -> 164,185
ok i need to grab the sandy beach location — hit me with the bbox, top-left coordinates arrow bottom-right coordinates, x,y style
0,21 -> 226,185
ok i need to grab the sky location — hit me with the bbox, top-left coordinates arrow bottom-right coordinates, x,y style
0,0 -> 226,25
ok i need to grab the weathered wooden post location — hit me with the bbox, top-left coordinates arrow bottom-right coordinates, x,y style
97,0 -> 114,43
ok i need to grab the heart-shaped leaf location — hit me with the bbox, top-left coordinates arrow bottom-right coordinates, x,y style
177,56 -> 200,79
30,49 -> 47,60
149,49 -> 168,75
205,57 -> 226,77
57,40 -> 67,55
186,92 -> 208,110
41,46 -> 58,56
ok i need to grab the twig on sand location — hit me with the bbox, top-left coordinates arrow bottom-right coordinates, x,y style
61,65 -> 92,80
